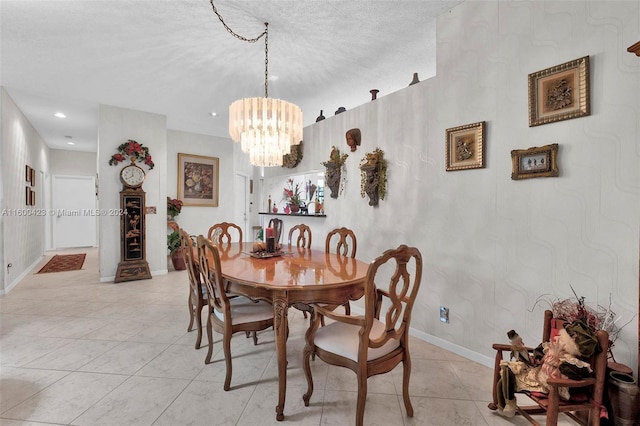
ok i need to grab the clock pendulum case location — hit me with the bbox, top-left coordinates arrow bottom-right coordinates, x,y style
114,162 -> 152,283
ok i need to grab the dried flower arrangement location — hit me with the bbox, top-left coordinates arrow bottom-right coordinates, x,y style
359,148 -> 387,205
531,286 -> 630,345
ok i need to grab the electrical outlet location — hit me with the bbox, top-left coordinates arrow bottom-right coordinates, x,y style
440,306 -> 449,323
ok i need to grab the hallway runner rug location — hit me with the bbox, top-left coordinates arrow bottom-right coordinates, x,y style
37,253 -> 86,274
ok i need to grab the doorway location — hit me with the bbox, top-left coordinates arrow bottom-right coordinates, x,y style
52,175 -> 97,248
234,173 -> 249,238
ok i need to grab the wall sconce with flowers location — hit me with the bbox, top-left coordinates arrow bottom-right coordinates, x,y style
322,146 -> 348,199
360,148 -> 387,206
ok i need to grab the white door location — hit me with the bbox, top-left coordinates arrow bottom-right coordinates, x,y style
52,175 -> 97,248
234,173 -> 249,239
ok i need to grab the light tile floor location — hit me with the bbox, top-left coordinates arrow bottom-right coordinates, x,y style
0,248 -> 580,425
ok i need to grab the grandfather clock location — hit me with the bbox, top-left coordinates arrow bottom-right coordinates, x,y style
114,161 -> 152,283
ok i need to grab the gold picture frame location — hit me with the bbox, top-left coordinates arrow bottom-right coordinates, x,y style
528,56 -> 590,127
177,153 -> 219,207
511,143 -> 559,180
445,121 -> 486,171
25,165 -> 31,183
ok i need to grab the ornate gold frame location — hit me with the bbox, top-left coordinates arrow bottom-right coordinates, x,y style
528,56 -> 590,127
445,121 -> 486,171
177,153 -> 219,207
511,143 -> 559,180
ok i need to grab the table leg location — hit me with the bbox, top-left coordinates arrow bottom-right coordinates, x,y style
273,295 -> 288,421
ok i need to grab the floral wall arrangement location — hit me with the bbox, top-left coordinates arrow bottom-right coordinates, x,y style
108,139 -> 155,169
322,146 -> 348,199
359,148 -> 387,206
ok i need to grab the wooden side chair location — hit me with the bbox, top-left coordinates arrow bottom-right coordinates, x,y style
288,224 -> 312,249
325,227 -> 357,258
197,235 -> 274,391
487,309 -> 609,426
302,244 -> 423,426
207,222 -> 243,245
180,228 -> 206,349
324,227 -> 358,316
287,224 -> 313,318
268,218 -> 284,245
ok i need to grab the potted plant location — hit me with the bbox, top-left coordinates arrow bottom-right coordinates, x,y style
282,178 -> 304,213
167,197 -> 183,221
167,230 -> 186,270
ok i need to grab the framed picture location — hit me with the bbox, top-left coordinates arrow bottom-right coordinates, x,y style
445,121 -> 486,171
177,153 -> 219,207
30,168 -> 36,187
29,189 -> 35,206
25,165 -> 31,184
528,56 -> 590,127
25,186 -> 30,205
511,143 -> 559,180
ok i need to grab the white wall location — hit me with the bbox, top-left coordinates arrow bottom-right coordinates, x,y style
261,0 -> 640,374
97,104 -> 167,280
49,149 -> 97,176
0,88 -> 50,294
165,129 -> 236,238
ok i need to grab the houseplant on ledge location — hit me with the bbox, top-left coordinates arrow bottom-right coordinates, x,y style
283,178 -> 304,213
167,230 -> 186,271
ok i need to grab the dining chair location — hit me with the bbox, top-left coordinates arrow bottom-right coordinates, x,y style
268,218 -> 284,244
323,227 -> 358,318
302,244 -> 423,426
197,235 -> 275,391
288,223 -> 312,249
180,228 -> 206,349
207,222 -> 243,245
325,227 -> 357,258
287,224 -> 313,318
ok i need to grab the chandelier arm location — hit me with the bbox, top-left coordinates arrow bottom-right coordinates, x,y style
209,1 -> 266,43
209,1 -> 269,98
264,23 -> 268,98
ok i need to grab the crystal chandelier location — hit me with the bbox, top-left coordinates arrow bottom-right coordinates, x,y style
210,1 -> 303,167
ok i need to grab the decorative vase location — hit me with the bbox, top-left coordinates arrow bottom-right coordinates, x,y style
409,72 -> 420,86
607,371 -> 640,426
370,89 -> 379,100
335,107 -> 346,115
171,249 -> 186,271
316,110 -> 325,122
272,206 -> 278,213
290,204 -> 300,214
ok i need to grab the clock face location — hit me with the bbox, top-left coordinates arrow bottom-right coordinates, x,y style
120,165 -> 145,187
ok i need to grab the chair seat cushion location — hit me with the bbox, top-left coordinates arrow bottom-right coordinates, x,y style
314,318 -> 400,362
213,296 -> 273,324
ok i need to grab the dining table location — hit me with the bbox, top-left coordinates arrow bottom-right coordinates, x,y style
208,242 -> 370,422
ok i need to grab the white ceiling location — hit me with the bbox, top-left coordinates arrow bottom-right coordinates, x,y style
1,0 -> 464,152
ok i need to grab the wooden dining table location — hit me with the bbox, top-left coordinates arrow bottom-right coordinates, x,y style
209,242 -> 370,421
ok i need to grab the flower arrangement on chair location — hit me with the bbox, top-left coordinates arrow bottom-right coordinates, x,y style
167,197 -> 183,220
108,139 -> 155,169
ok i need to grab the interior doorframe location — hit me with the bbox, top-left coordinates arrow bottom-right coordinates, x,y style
234,172 -> 250,239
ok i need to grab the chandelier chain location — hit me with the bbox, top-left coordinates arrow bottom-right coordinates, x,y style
209,0 -> 269,98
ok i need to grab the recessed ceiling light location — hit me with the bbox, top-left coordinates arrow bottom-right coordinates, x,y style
67,141 -> 76,145
54,112 -> 66,118
209,112 -> 218,117
268,75 -> 279,81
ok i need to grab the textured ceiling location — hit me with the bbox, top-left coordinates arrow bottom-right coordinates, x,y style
1,0 -> 464,152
